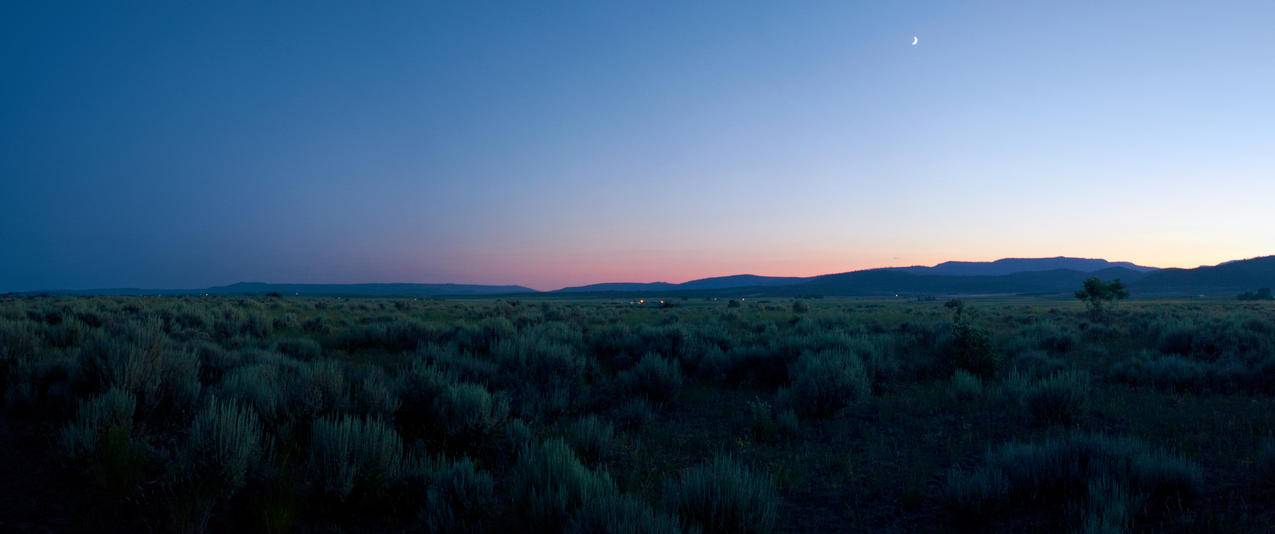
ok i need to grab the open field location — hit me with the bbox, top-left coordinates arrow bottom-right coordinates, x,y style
2,295 -> 1274,532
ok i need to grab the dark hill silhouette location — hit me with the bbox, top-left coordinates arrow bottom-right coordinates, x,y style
20,256 -> 1274,298
39,282 -> 536,297
750,267 -> 1149,297
1132,256 -> 1275,295
557,282 -> 679,293
893,257 -> 1157,276
207,283 -> 537,297
556,274 -> 803,293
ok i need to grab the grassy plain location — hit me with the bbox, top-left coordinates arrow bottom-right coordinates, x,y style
1,294 -> 1273,532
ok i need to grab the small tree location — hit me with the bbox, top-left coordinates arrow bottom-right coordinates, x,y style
1074,278 -> 1128,315
944,299 -> 966,323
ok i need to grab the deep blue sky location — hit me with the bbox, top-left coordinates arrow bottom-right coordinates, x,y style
3,1 -> 1273,291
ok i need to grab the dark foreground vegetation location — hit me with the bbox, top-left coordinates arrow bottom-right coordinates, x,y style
1,295 -> 1274,532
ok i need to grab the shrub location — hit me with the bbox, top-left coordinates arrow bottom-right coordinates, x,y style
306,415 -> 406,500
431,381 -> 510,446
216,363 -> 285,423
60,388 -> 137,460
1022,370 -> 1091,426
288,359 -> 350,418
76,322 -> 201,420
422,457 -> 496,532
611,397 -> 657,431
664,456 -> 779,534
567,415 -> 616,465
947,324 -> 1000,377
788,350 -> 869,418
943,466 -> 1009,521
60,388 -> 146,498
397,362 -> 458,433
791,300 -> 809,314
569,493 -> 683,534
302,316 -> 329,335
186,397 -> 263,494
453,316 -> 517,353
175,398 -> 265,531
351,368 -> 401,418
193,342 -> 237,385
619,353 -> 684,403
747,397 -> 778,441
691,345 -> 730,382
274,338 -> 321,361
947,432 -> 1203,525
1110,353 -> 1210,393
1011,350 -> 1067,379
775,408 -> 799,437
500,418 -> 534,463
491,336 -> 587,418
511,438 -> 617,531
949,369 -> 984,401
1081,476 -> 1139,534
336,320 -> 444,352
417,343 -> 499,383
1256,440 -> 1275,487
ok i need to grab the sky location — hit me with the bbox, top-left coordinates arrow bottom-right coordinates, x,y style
2,1 -> 1273,291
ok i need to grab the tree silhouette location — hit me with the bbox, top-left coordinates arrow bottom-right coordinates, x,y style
1074,278 -> 1128,315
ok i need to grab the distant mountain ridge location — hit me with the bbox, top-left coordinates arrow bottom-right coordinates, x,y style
892,257 -> 1158,276
1131,256 -> 1275,295
16,256 -> 1274,298
31,282 -> 536,297
557,274 -> 804,293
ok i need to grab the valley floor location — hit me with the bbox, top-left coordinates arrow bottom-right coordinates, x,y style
1,295 -> 1273,532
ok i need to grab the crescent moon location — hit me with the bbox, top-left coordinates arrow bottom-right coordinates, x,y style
912,36 -> 919,46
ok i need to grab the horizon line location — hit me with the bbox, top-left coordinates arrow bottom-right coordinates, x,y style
15,253 -> 1266,295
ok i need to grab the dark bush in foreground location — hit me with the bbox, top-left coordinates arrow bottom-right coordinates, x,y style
943,466 -> 1009,520
664,456 -> 779,534
567,414 -> 616,465
422,457 -> 497,532
185,397 -> 263,494
788,350 -> 869,418
306,415 -> 406,500
175,397 -> 264,531
946,324 -> 1000,377
948,369 -> 983,401
60,387 -> 136,460
431,381 -> 510,447
1022,370 -> 1091,426
512,438 -> 617,531
274,337 -> 321,360
570,493 -> 683,534
945,433 -> 1202,526
619,353 -> 684,403
1256,440 -> 1275,489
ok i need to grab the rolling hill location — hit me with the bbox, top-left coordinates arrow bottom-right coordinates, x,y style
556,274 -> 803,293
18,256 -> 1273,299
891,257 -> 1158,276
32,282 -> 537,298
1131,256 -> 1275,295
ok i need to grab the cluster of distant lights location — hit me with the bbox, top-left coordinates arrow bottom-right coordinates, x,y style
628,297 -> 748,305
